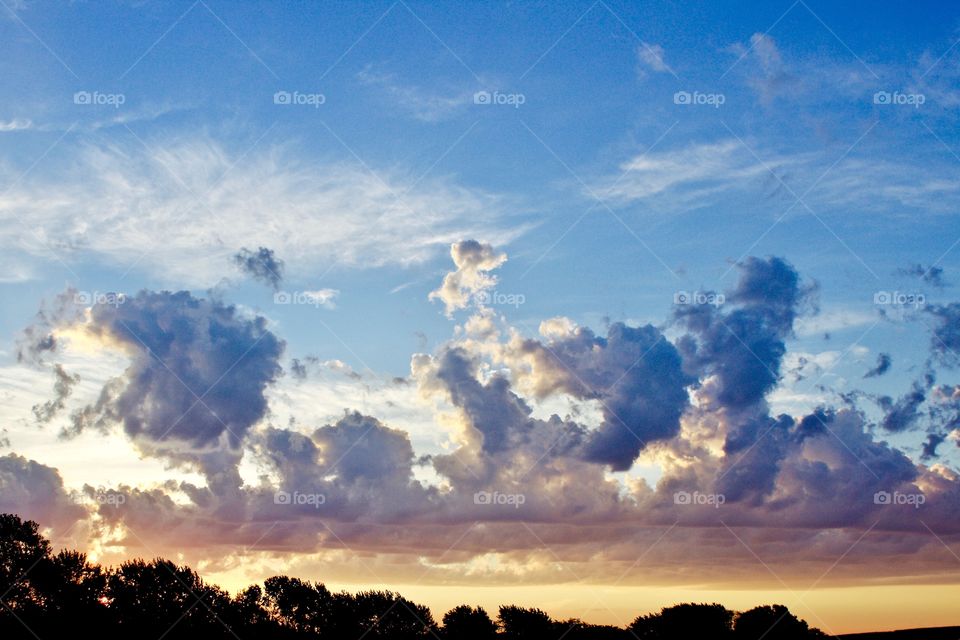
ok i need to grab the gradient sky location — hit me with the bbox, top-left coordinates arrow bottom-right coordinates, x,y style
1,1 -> 960,634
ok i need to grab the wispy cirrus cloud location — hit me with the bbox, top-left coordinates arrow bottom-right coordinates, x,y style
0,134 -> 526,286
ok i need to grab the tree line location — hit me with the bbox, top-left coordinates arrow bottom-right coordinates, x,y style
0,513 -> 827,639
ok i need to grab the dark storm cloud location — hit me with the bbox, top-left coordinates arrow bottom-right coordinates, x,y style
32,364 -> 80,424
233,246 -> 285,290
674,256 -> 814,410
864,352 -> 892,378
70,290 -> 284,468
898,263 -> 946,288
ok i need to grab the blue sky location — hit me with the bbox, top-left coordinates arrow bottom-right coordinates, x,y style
2,1 -> 960,631
2,0 -> 957,379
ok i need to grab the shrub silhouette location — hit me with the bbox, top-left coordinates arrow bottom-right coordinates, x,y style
0,512 -> 838,640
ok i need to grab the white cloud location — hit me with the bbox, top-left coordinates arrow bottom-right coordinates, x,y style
0,118 -> 32,132
357,67 -> 475,122
594,140 -> 792,207
637,42 -> 672,76
0,135 -> 524,286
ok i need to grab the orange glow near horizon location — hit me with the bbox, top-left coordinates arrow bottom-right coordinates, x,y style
204,567 -> 960,635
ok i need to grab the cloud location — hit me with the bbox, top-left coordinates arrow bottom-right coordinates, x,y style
233,246 -> 284,290
926,303 -> 960,365
303,289 -> 339,309
56,290 -> 285,494
637,42 -> 674,77
0,453 -> 86,533
429,240 -> 507,317
594,140 -> 783,207
505,322 -> 691,470
898,263 -> 947,288
0,118 -> 32,132
356,67 -> 475,122
0,135 -> 523,286
880,376 -> 931,432
674,256 -> 814,411
31,364 -> 81,423
6,247 -> 960,592
864,353 -> 892,378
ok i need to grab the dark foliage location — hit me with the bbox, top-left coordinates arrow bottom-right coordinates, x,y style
0,513 -> 830,640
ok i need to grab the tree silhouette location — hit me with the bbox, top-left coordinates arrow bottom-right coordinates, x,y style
107,558 -> 235,637
0,512 -> 853,640
734,605 -> 826,640
499,605 -> 558,638
442,604 -> 498,640
630,602 -> 734,639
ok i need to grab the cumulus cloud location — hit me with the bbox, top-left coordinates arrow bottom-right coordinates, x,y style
6,245 -> 960,591
429,240 -> 507,317
504,322 -> 691,470
0,453 -> 86,533
674,256 -> 814,411
49,290 -> 286,495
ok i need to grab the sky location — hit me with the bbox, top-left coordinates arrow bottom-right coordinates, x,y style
1,0 -> 960,634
